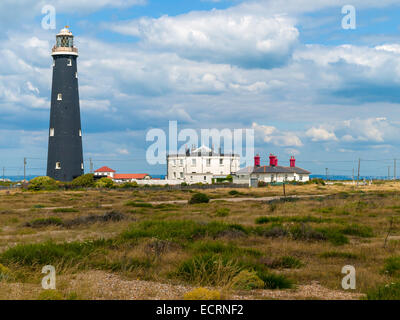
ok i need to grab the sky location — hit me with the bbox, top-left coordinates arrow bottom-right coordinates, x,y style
1,0 -> 400,177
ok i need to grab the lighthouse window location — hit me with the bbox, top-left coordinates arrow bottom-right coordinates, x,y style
75,72 -> 78,78
79,130 -> 82,137
67,59 -> 72,66
50,128 -> 54,137
55,162 -> 61,170
81,163 -> 84,170
57,93 -> 62,101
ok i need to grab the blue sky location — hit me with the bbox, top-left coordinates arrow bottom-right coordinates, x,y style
1,0 -> 400,177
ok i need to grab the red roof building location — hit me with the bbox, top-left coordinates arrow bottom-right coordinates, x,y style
94,166 -> 151,182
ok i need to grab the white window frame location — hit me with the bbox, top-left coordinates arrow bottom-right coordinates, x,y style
67,59 -> 72,66
50,128 -> 54,137
75,72 -> 78,79
79,129 -> 82,137
55,162 -> 61,170
57,93 -> 62,101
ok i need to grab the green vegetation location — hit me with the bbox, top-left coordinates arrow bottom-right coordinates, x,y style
71,174 -> 95,188
124,201 -> 153,208
383,257 -> 400,277
28,176 -> 58,191
25,217 -> 64,228
367,283 -> 400,300
189,193 -> 210,204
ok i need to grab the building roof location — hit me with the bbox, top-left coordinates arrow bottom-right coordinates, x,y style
95,166 -> 116,173
113,174 -> 149,180
238,165 -> 311,175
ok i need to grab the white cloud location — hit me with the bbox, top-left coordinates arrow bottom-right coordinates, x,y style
252,122 -> 303,147
306,126 -> 337,142
108,6 -> 299,69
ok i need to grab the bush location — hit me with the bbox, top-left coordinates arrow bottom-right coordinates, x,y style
367,282 -> 400,300
71,174 -> 95,188
176,254 -> 242,286
0,239 -> 110,266
64,211 -> 126,227
258,181 -> 267,188
25,217 -> 64,228
189,193 -> 210,204
53,208 -> 79,213
124,201 -> 153,208
261,256 -> 303,269
184,288 -> 221,300
120,182 -> 139,189
0,263 -> 11,281
228,190 -> 240,196
383,257 -> 400,277
121,220 -> 248,242
256,269 -> 293,289
28,176 -> 58,191
341,224 -> 374,238
320,251 -> 358,259
215,208 -> 230,217
37,290 -> 64,300
95,177 -> 115,189
231,270 -> 264,290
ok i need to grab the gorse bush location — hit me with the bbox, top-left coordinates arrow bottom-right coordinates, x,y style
0,263 -> 11,281
184,288 -> 221,300
25,217 -> 64,228
189,193 -> 210,204
95,177 -> 115,189
71,174 -> 95,188
231,270 -> 264,290
28,176 -> 58,191
215,208 -> 230,217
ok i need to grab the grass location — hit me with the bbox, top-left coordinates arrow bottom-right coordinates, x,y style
121,220 -> 248,242
53,208 -> 79,213
1,184 -> 400,299
367,283 -> 400,300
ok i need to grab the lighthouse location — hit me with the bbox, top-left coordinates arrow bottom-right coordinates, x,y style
46,27 -> 84,181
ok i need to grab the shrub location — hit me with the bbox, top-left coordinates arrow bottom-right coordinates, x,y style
120,182 -> 139,189
121,220 -> 248,242
320,251 -> 358,259
383,257 -> 400,277
261,256 -> 303,269
256,269 -> 293,289
231,270 -> 264,290
37,290 -> 64,300
124,201 -> 153,208
0,263 -> 11,281
228,190 -> 240,196
64,211 -> 125,227
258,181 -> 267,188
189,193 -> 210,204
367,282 -> 400,300
25,217 -> 64,228
184,288 -> 221,300
95,177 -> 115,189
176,254 -> 242,286
216,208 -> 230,217
28,176 -> 58,191
53,208 -> 79,213
317,227 -> 349,246
71,174 -> 95,188
290,224 -> 326,241
341,224 -> 374,238
0,239 -> 110,266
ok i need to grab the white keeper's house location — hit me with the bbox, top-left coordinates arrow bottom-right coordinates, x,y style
233,154 -> 311,186
167,145 -> 240,184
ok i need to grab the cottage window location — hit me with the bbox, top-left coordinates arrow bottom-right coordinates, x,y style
206,159 -> 211,166
180,172 -> 183,178
192,159 -> 196,166
219,159 -> 224,165
180,159 -> 183,166
204,176 -> 207,181
299,175 -> 303,181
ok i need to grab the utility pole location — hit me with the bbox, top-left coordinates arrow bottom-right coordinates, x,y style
2,167 -> 4,182
352,168 -> 355,183
325,168 -> 329,181
394,159 -> 397,181
388,166 -> 391,181
357,158 -> 361,186
89,158 -> 93,174
23,157 -> 27,182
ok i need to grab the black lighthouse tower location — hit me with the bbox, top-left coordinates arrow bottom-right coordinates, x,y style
47,27 -> 84,181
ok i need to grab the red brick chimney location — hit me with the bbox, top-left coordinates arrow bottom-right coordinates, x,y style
254,154 -> 260,167
269,154 -> 278,167
290,156 -> 296,168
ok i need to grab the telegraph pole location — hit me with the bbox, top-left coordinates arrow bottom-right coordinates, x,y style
23,157 -> 27,182
357,158 -> 361,186
394,159 -> 397,180
388,166 -> 391,180
325,168 -> 329,181
2,167 -> 4,182
90,158 -> 93,174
